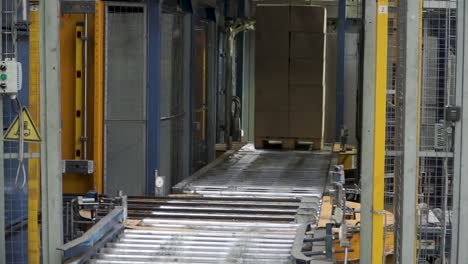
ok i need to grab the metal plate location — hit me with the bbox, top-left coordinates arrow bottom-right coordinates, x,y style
61,0 -> 95,13
62,160 -> 94,174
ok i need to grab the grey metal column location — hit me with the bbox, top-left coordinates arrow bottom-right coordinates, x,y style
241,0 -> 255,142
452,0 -> 468,261
181,14 -> 192,179
394,0 -> 420,262
39,0 -> 63,263
207,21 -> 217,162
0,0 -> 5,260
359,0 -> 377,263
0,104 -> 4,264
0,92 -> 5,264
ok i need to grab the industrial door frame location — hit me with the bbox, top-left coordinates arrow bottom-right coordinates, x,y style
103,1 -> 148,195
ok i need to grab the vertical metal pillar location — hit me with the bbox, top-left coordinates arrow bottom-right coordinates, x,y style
394,0 -> 421,262
336,0 -> 346,140
0,114 -> 4,264
39,0 -> 63,263
147,0 -> 162,195
452,0 -> 468,261
242,0 -> 255,142
0,99 -> 4,264
93,0 -> 104,193
360,0 -> 377,263
29,2 -> 41,262
182,14 -> 192,178
372,1 -> 389,263
224,29 -> 233,149
0,0 -> 5,261
207,21 -> 217,161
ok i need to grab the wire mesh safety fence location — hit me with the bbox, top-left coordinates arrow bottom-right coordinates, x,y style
1,0 -> 31,263
385,0 -> 399,212
385,0 -> 458,263
417,1 -> 457,262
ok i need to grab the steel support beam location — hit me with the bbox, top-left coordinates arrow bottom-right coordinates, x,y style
147,0 -> 162,195
182,14 -> 193,178
0,102 -> 5,264
39,0 -> 63,263
241,0 -> 255,143
336,0 -> 346,140
394,0 -> 421,262
360,0 -> 377,263
371,2 -> 389,263
0,0 -> 5,260
207,21 -> 217,161
452,0 -> 468,261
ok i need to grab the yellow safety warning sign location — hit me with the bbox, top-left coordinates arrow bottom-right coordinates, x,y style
4,107 -> 41,142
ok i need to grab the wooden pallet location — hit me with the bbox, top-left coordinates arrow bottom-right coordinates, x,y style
254,137 -> 322,150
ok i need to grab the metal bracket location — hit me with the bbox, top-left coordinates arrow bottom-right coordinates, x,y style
61,0 -> 95,14
62,160 -> 94,174
58,207 -> 124,262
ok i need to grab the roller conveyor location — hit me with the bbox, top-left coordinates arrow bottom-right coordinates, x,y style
173,146 -> 332,198
89,220 -> 302,264
60,146 -> 335,263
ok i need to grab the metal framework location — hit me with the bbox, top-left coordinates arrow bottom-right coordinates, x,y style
393,0 -> 422,262
372,1 -> 389,263
40,0 -> 63,263
452,0 -> 468,261
360,0 -> 377,262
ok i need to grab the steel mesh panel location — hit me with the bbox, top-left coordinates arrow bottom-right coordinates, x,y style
104,3 -> 147,196
1,0 -> 29,263
384,1 -> 399,211
417,1 -> 457,262
387,1 -> 458,263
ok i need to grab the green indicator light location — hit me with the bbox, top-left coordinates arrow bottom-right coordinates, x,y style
0,74 -> 6,81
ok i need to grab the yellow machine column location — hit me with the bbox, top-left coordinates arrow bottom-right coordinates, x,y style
373,1 -> 389,263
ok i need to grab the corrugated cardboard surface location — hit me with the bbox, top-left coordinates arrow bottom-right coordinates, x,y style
289,58 -> 325,86
290,6 -> 326,33
256,5 -> 290,32
256,85 -> 289,112
255,111 -> 289,137
255,5 -> 326,142
290,32 -> 325,60
290,111 -> 323,138
256,31 -> 290,58
255,57 -> 289,87
289,85 -> 324,138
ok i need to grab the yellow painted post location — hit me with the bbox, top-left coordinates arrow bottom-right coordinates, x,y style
93,0 -> 104,193
28,2 -> 41,263
373,1 -> 389,263
75,24 -> 84,160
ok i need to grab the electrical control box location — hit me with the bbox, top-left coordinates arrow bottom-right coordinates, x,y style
0,60 -> 22,95
445,106 -> 461,122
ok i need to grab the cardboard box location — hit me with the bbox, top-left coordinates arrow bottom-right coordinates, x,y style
289,85 -> 324,139
290,110 -> 324,139
290,32 -> 325,60
256,5 -> 290,32
289,59 -> 324,86
255,57 -> 289,88
254,5 -> 327,144
255,111 -> 290,137
290,6 -> 327,33
289,85 -> 323,112
255,85 -> 289,112
256,31 -> 290,58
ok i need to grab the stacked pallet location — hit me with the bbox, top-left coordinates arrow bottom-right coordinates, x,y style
255,5 -> 327,150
